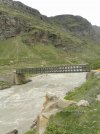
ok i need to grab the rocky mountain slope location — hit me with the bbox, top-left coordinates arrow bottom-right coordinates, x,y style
0,0 -> 100,72
0,0 -> 49,39
0,0 -> 97,40
93,25 -> 100,43
0,0 -> 43,17
49,15 -> 95,38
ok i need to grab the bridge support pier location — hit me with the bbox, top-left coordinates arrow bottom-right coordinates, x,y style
14,72 -> 26,85
86,71 -> 94,80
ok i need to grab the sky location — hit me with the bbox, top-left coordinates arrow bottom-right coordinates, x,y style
15,0 -> 100,26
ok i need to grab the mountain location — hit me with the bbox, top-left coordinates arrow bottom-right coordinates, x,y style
49,15 -> 95,37
0,0 -> 47,39
0,0 -> 100,73
93,25 -> 100,43
0,0 -> 96,40
0,0 -> 42,17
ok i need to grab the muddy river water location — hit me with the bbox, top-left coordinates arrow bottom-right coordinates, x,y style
0,73 -> 86,134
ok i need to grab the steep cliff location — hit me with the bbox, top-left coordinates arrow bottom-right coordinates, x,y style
0,0 -> 48,39
0,11 -> 33,39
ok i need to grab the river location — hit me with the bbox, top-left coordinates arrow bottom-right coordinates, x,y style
0,73 -> 86,134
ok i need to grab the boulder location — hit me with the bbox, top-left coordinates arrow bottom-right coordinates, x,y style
36,92 -> 76,134
46,92 -> 59,101
6,129 -> 18,134
30,119 -> 37,129
96,94 -> 100,101
57,98 -> 76,109
77,100 -> 89,106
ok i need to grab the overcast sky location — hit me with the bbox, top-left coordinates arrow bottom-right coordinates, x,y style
15,0 -> 100,26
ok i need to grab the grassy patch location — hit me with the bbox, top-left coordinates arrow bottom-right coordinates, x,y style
64,76 -> 100,102
0,81 -> 11,90
0,36 -> 80,73
0,36 -> 100,72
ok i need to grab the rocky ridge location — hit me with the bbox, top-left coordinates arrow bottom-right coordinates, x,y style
0,0 -> 41,17
0,0 -> 46,39
0,0 -> 98,42
0,11 -> 33,39
50,15 -> 95,38
0,0 -> 100,60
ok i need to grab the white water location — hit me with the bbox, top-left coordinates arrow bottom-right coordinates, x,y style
0,73 -> 86,134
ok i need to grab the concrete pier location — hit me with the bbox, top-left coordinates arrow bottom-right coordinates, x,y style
14,72 -> 26,85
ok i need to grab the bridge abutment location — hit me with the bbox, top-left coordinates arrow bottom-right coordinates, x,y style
14,72 -> 26,85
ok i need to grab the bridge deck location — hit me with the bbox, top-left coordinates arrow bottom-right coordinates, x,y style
16,64 -> 90,74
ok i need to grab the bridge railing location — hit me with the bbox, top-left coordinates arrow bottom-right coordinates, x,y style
16,64 -> 90,74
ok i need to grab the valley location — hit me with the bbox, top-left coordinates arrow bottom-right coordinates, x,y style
0,0 -> 100,134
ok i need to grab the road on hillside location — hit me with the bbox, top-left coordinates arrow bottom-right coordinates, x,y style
0,73 -> 86,134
